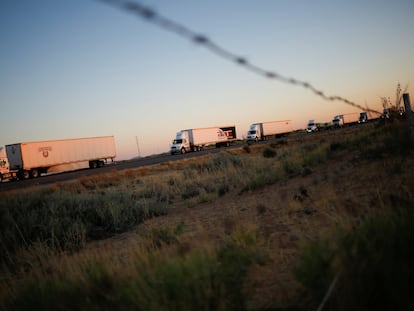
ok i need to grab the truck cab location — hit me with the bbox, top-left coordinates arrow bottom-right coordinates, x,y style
332,115 -> 343,127
0,147 -> 17,182
358,112 -> 368,123
306,120 -> 317,133
170,130 -> 190,154
0,148 -> 8,181
246,124 -> 261,142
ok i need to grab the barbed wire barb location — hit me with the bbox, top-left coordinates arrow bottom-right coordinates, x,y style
99,0 -> 381,114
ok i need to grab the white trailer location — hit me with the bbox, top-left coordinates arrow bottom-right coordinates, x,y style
170,126 -> 237,154
332,113 -> 360,127
246,120 -> 293,142
4,136 -> 116,180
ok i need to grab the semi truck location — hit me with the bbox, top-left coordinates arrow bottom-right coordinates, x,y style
358,112 -> 368,123
359,111 -> 382,123
170,126 -> 237,154
332,112 -> 360,127
1,136 -> 116,181
246,120 -> 293,142
306,120 -> 333,133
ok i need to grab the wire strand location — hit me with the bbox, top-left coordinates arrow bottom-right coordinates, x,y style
99,0 -> 381,114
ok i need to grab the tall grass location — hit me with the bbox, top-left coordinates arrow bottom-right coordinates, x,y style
1,224 -> 264,311
0,187 -> 168,269
2,121 -> 413,309
295,121 -> 414,310
0,125 -> 381,268
295,207 -> 414,311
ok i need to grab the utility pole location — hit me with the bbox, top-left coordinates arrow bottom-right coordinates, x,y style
135,136 -> 141,158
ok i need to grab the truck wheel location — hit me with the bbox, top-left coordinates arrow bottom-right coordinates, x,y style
89,161 -> 98,169
180,148 -> 186,154
31,169 -> 40,178
22,170 -> 31,179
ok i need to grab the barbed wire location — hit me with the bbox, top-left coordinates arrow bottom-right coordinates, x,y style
99,0 -> 381,114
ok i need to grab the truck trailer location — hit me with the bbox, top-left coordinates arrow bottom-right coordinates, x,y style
359,111 -> 382,123
2,136 -> 116,180
170,126 -> 237,154
306,120 -> 333,133
246,120 -> 293,142
332,112 -> 360,127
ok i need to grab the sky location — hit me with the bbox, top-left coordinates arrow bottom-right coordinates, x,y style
1,0 -> 413,160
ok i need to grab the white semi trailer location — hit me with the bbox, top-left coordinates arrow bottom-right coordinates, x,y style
332,113 -> 360,127
170,126 -> 237,154
2,136 -> 116,180
246,120 -> 293,142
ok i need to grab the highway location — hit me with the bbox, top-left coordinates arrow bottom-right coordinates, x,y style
0,124 -> 370,192
0,145 -> 229,192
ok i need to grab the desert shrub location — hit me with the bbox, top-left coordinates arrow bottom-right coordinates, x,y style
189,153 -> 235,173
329,141 -> 347,152
263,147 -> 277,158
0,188 -> 168,267
301,143 -> 318,152
295,208 -> 414,311
3,227 -> 261,311
303,144 -> 329,167
281,159 -> 302,177
181,183 -> 201,199
144,222 -> 185,247
240,169 -> 274,193
381,122 -> 414,156
360,122 -> 414,160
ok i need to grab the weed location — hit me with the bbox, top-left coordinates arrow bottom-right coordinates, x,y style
282,159 -> 302,177
263,147 -> 277,158
218,182 -> 229,197
256,204 -> 267,215
181,184 -> 200,199
329,141 -> 346,152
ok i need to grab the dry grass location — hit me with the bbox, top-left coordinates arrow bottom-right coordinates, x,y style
1,122 -> 413,310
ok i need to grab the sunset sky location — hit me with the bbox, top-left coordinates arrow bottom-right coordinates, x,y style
1,0 -> 413,159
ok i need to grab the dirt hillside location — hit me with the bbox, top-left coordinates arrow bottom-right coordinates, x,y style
84,125 -> 411,310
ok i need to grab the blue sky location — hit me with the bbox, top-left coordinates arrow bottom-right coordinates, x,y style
1,0 -> 413,159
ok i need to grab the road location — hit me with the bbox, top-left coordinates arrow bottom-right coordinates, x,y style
0,145 -> 229,192
0,125 -> 369,192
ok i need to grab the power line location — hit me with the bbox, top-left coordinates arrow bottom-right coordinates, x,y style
99,0 -> 381,114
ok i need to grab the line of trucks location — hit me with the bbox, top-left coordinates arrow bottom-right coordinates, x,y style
170,120 -> 293,154
306,111 -> 382,133
170,111 -> 377,155
0,111 -> 378,182
1,121 -> 293,182
0,136 -> 116,182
